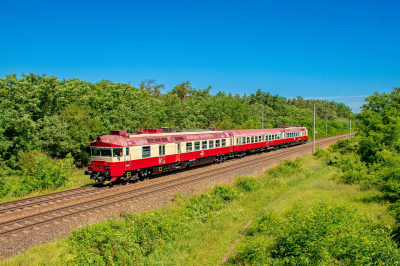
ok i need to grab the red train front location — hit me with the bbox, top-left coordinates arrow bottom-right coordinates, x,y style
85,127 -> 308,185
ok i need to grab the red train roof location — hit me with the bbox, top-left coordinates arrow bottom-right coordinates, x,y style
90,127 -> 307,147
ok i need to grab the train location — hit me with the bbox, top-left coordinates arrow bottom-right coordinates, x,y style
85,126 -> 308,185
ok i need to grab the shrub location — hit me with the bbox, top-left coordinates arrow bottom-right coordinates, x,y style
231,202 -> 400,265
212,184 -> 239,201
336,154 -> 370,184
59,181 -> 244,265
236,176 -> 261,192
0,174 -> 10,198
271,158 -> 302,176
314,148 -> 329,159
13,151 -> 75,195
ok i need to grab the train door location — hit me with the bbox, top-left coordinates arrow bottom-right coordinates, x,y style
124,147 -> 131,170
176,143 -> 181,162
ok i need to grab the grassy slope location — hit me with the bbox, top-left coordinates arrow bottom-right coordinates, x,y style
0,154 -> 394,266
0,170 -> 90,204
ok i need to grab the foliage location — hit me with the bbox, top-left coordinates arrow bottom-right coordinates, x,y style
236,176 -> 261,192
314,147 -> 329,159
0,174 -> 10,198
230,202 -> 400,265
0,73 -> 353,169
58,179 -> 262,265
13,151 -> 75,196
271,158 -> 302,176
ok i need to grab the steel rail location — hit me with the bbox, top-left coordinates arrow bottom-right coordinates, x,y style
0,134 -> 349,238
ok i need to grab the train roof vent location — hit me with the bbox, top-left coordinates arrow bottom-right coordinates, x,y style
147,139 -> 155,144
161,138 -> 168,142
154,138 -> 161,142
110,130 -> 127,136
174,136 -> 184,141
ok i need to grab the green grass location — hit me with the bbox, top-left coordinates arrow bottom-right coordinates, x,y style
0,169 -> 91,204
0,153 -> 396,265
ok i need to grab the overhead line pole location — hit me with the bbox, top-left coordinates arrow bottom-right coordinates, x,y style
349,117 -> 351,138
313,103 -> 315,155
262,105 -> 264,129
326,113 -> 328,136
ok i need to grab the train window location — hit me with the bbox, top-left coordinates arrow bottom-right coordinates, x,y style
216,140 -> 220,148
237,138 -> 242,144
259,136 -> 262,142
100,148 -> 112,157
186,142 -> 193,152
254,136 -> 258,143
91,148 -> 100,157
159,145 -> 165,156
269,135 -> 272,141
222,139 -> 226,147
126,148 -> 129,156
250,136 -> 254,143
113,148 -> 122,157
209,140 -> 214,149
142,146 -> 151,158
202,141 -> 207,150
243,137 -> 246,144
194,141 -> 200,151
247,137 -> 250,143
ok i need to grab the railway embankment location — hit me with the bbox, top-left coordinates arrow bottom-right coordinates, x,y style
3,133 -> 396,265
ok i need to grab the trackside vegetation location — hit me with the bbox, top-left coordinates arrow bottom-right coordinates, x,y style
2,152 -> 399,266
0,73 -> 356,200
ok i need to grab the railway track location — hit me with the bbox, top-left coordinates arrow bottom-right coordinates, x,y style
0,134 -> 351,239
0,133 -> 347,217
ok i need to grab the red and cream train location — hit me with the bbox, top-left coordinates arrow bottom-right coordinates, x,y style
85,127 -> 308,185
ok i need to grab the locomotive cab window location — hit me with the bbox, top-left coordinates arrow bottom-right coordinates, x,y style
222,139 -> 226,147
194,141 -> 200,151
216,140 -> 220,148
209,140 -> 214,149
113,148 -> 122,157
159,145 -> 165,156
91,148 -> 100,157
142,146 -> 151,158
186,142 -> 193,152
101,148 -> 112,157
202,141 -> 207,149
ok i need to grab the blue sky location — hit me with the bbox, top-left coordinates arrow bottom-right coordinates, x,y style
1,0 -> 399,113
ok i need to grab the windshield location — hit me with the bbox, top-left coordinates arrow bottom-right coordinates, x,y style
91,147 -> 123,157
91,148 -> 100,157
100,148 -> 112,157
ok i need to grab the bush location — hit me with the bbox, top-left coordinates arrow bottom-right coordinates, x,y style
236,176 -> 261,192
13,151 -> 75,195
0,175 -> 10,198
271,158 -> 302,176
336,154 -> 370,185
231,202 -> 400,265
59,181 -> 247,265
212,184 -> 239,201
314,148 -> 329,159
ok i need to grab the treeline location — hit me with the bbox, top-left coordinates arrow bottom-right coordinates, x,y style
315,87 -> 400,241
0,73 -> 353,170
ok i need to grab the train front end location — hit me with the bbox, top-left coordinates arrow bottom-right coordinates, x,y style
85,131 -> 128,185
